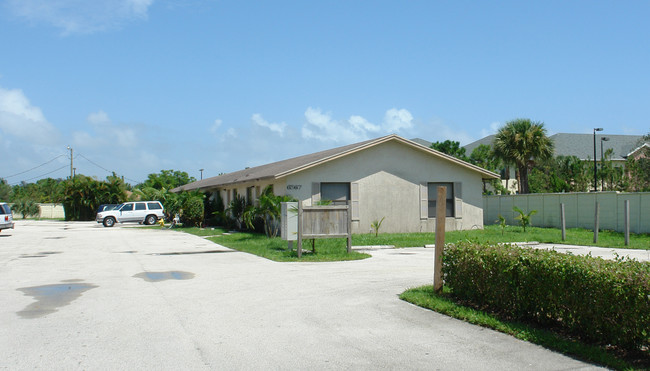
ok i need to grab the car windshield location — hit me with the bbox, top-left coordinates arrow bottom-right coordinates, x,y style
115,203 -> 126,211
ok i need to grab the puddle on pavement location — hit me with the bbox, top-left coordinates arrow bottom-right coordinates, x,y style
133,271 -> 195,282
17,282 -> 97,319
150,250 -> 233,256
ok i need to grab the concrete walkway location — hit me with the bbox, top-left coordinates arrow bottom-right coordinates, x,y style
1,221 -> 607,370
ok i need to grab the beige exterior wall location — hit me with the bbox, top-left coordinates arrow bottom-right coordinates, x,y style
281,140 -> 485,233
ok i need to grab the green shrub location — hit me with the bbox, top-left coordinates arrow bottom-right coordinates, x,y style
12,199 -> 41,219
443,241 -> 650,351
181,196 -> 204,227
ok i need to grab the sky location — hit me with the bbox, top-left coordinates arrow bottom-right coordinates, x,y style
1,0 -> 649,185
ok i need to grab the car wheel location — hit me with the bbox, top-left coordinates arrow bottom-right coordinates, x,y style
145,215 -> 157,225
103,217 -> 116,227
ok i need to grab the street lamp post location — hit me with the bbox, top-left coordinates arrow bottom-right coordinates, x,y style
593,128 -> 603,192
600,137 -> 610,191
199,169 -> 204,180
66,146 -> 74,179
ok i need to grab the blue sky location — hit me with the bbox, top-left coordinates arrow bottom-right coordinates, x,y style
1,0 -> 648,185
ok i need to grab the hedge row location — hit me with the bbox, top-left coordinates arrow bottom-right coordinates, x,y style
442,241 -> 650,351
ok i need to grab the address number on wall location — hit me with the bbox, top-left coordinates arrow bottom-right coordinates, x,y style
286,185 -> 302,190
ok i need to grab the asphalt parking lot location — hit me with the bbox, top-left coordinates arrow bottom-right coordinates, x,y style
1,221 -> 607,370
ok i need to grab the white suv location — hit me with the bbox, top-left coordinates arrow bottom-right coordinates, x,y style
0,202 -> 14,233
96,201 -> 165,227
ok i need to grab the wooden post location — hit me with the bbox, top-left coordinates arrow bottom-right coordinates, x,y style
624,200 -> 630,246
593,201 -> 599,244
297,202 -> 303,258
433,186 -> 446,293
560,203 -> 566,241
347,200 -> 352,253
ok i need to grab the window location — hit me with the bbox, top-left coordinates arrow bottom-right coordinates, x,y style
428,183 -> 454,217
246,186 -> 254,204
321,183 -> 350,205
135,203 -> 146,211
147,202 -> 162,210
121,203 -> 134,211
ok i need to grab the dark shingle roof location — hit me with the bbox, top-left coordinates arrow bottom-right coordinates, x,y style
550,133 -> 644,161
462,135 -> 496,155
173,134 -> 499,192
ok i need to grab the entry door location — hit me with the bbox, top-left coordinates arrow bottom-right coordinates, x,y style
119,203 -> 136,221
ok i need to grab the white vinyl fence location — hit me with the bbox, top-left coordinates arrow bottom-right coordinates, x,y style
483,192 -> 650,234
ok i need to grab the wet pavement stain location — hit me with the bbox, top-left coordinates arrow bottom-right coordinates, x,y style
17,282 -> 97,319
43,237 -> 65,239
133,271 -> 195,282
19,251 -> 61,258
150,250 -> 233,256
118,250 -> 138,254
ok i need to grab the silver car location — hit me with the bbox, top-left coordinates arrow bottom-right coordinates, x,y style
0,202 -> 15,233
96,201 -> 165,227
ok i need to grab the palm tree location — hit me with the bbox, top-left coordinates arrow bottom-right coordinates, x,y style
493,119 -> 554,194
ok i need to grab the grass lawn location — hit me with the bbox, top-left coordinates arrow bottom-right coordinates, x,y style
401,286 -> 648,371
169,224 -> 648,262
175,227 -> 370,262
354,224 -> 650,250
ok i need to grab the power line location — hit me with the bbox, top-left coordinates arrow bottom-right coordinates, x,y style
10,165 -> 69,185
2,154 -> 66,179
77,153 -> 141,185
77,153 -> 113,174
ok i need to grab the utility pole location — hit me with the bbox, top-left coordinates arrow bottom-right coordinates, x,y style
67,146 -> 74,179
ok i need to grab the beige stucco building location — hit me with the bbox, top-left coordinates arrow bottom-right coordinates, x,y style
174,135 -> 499,233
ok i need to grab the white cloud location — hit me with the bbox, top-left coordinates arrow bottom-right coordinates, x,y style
349,115 -> 380,132
480,121 -> 501,138
301,107 -> 378,143
208,118 -> 237,141
382,108 -> 413,132
209,119 -> 222,134
73,110 -> 137,148
87,110 -> 111,125
5,0 -> 155,35
0,86 -> 59,144
251,113 -> 287,136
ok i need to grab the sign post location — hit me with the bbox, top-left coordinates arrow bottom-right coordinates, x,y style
433,186 -> 446,293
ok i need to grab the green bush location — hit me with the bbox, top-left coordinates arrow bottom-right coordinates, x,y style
12,199 -> 41,219
180,196 -> 204,227
443,241 -> 650,351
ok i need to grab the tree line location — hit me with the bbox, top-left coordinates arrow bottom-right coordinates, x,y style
431,119 -> 650,194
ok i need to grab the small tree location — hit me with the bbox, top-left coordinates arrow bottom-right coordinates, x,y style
12,199 -> 41,219
513,206 -> 537,232
370,217 -> 385,237
496,214 -> 507,235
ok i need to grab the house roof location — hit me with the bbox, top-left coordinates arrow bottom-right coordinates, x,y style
550,133 -> 644,161
462,133 -> 645,161
173,134 -> 499,192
